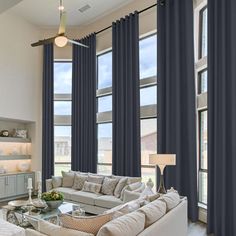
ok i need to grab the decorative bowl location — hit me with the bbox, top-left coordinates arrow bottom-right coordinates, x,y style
17,162 -> 30,172
45,200 -> 63,209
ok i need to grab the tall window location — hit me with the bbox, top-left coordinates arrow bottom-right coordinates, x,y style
96,34 -> 157,183
195,2 -> 208,207
96,51 -> 113,175
54,61 -> 72,176
139,34 -> 157,187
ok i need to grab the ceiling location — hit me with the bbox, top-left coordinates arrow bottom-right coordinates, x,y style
10,0 -> 135,27
0,0 -> 22,14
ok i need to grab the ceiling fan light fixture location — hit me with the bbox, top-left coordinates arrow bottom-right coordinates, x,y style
55,36 -> 68,47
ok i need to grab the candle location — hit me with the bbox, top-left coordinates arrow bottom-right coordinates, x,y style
28,178 -> 32,189
36,171 -> 42,182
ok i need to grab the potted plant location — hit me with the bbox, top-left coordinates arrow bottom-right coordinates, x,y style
41,190 -> 64,209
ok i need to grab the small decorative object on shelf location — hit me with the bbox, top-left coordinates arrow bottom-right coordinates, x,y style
41,191 -> 64,209
0,130 -> 9,137
72,205 -> 85,217
13,129 -> 28,139
17,162 -> 30,172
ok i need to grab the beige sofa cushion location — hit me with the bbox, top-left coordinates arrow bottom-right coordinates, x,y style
70,191 -> 101,205
120,182 -> 142,200
82,181 -> 102,194
95,195 -> 123,209
101,177 -> 118,195
159,192 -> 180,211
137,199 -> 166,227
59,213 -> 113,235
52,176 -> 62,188
123,189 -> 141,203
113,177 -> 127,198
62,171 -> 75,187
38,220 -> 93,236
72,174 -> 88,190
54,187 -> 77,200
97,211 -> 145,236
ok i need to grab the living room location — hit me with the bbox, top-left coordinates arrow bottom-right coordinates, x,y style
0,0 -> 234,236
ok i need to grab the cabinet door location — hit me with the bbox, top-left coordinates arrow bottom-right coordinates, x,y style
5,175 -> 16,197
16,174 -> 27,195
0,177 -> 6,198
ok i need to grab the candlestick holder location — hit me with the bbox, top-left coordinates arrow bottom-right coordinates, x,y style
37,181 -> 42,199
27,187 -> 33,205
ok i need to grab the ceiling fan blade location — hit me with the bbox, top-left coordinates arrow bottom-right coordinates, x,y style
68,39 -> 89,48
31,36 -> 56,47
58,11 -> 66,35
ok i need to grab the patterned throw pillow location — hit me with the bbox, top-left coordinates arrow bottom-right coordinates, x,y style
82,181 -> 102,194
113,177 -> 128,198
72,173 -> 88,190
62,171 -> 75,187
59,213 -> 114,235
101,177 -> 119,195
88,175 -> 104,184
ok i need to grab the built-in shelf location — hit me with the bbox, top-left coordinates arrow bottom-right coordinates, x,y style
0,137 -> 31,143
0,155 -> 31,160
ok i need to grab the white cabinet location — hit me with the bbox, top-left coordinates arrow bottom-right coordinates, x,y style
0,172 -> 34,201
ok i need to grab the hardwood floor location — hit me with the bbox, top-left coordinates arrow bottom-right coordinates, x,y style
188,221 -> 211,236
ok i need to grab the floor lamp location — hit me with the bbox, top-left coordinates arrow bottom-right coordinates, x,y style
149,154 -> 176,194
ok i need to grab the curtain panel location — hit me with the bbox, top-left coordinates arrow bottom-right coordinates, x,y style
112,12 -> 141,177
208,0 -> 236,235
157,0 -> 198,221
42,43 -> 54,191
71,34 -> 97,173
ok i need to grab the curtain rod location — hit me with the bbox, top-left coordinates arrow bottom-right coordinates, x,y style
95,3 -> 157,35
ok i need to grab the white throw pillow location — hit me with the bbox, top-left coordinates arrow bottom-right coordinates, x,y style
137,199 -> 166,227
61,171 -> 75,187
97,211 -> 145,236
113,177 -> 128,198
82,181 -> 102,194
159,192 -> 180,211
52,176 -> 62,188
88,175 -> 104,184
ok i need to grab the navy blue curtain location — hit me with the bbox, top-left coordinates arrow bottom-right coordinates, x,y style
42,43 -> 54,191
207,0 -> 236,235
112,12 -> 141,177
157,0 -> 198,221
71,34 -> 97,173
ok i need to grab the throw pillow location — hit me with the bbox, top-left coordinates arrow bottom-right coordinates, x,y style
101,177 -> 119,195
147,193 -> 160,202
97,211 -> 145,236
88,175 -> 104,184
59,213 -> 113,235
38,220 -> 93,236
62,171 -> 75,187
123,190 -> 141,203
137,199 -> 166,228
113,177 -> 127,198
72,173 -> 88,190
52,176 -> 62,188
159,192 -> 180,211
82,181 -> 102,194
120,182 -> 142,200
127,177 -> 142,185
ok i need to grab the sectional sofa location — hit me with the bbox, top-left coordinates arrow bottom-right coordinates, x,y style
25,193 -> 188,236
46,171 -> 146,214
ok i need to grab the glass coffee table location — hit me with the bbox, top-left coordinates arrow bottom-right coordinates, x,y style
2,201 -> 81,229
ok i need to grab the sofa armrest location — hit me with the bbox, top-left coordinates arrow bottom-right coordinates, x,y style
26,228 -> 46,236
46,179 -> 53,191
123,189 -> 141,203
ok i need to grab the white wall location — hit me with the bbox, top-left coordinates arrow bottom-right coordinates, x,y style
0,11 -> 42,172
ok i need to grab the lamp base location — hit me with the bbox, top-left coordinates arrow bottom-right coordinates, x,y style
157,174 -> 167,194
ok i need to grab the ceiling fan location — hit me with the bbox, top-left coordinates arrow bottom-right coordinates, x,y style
31,0 -> 88,48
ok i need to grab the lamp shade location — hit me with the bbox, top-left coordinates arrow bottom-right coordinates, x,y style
149,154 -> 176,166
55,36 -> 68,47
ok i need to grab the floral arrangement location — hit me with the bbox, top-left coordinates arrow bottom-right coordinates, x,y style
41,190 -> 64,201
